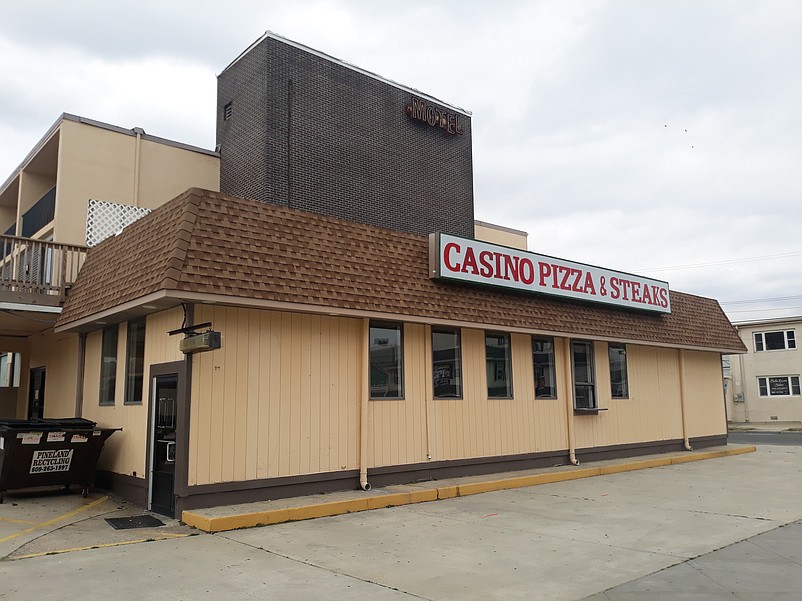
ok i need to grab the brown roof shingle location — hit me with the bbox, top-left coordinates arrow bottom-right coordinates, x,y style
58,188 -> 746,353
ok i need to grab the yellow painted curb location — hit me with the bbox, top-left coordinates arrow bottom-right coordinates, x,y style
599,458 -> 670,475
181,446 -> 756,533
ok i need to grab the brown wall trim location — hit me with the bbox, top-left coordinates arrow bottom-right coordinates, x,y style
181,470 -> 360,511
95,470 -> 148,508
103,434 -> 729,511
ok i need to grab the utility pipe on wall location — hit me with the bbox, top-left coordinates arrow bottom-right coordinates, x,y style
132,127 -> 144,207
359,318 -> 371,490
562,338 -> 579,465
678,349 -> 693,451
424,324 -> 433,461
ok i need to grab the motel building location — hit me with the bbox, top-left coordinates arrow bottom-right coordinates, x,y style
5,33 -> 744,517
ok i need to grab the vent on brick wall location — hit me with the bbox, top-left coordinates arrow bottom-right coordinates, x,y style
86,200 -> 151,247
223,102 -> 233,121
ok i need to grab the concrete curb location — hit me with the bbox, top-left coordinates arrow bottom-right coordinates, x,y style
182,446 -> 756,533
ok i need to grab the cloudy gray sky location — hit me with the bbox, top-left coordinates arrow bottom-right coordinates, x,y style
1,0 -> 800,322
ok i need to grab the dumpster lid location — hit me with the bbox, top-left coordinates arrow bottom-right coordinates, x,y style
0,417 -> 98,432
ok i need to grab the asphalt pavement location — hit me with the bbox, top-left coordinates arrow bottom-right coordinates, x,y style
1,441 -> 801,600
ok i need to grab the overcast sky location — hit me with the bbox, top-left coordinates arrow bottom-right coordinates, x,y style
1,0 -> 800,322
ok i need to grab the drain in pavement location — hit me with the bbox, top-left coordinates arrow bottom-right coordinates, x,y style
105,515 -> 165,530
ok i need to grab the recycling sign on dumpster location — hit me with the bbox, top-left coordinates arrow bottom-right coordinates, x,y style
30,449 -> 74,474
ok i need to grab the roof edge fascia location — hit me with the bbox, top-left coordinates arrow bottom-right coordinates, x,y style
219,31 -> 471,117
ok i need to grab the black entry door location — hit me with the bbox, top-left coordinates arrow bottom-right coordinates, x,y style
28,367 -> 46,419
150,374 -> 178,516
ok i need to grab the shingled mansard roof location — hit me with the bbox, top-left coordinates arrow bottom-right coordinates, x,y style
57,188 -> 746,353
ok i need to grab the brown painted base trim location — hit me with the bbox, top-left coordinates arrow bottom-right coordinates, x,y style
95,470 -> 148,508
179,470 -> 360,512
170,435 -> 729,510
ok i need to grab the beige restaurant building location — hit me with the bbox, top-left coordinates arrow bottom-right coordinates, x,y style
53,188 -> 745,517
2,33 -> 746,519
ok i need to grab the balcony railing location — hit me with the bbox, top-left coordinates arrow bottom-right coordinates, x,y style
0,235 -> 88,305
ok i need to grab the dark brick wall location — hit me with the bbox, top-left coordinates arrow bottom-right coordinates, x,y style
217,36 -> 475,238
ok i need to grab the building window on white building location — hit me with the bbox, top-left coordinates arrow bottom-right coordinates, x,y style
754,330 -> 796,352
757,376 -> 801,397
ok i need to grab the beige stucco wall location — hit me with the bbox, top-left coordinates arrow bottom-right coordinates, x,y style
28,331 -> 80,418
473,221 -> 528,250
53,119 -> 219,246
726,320 -> 802,422
81,307 -> 184,477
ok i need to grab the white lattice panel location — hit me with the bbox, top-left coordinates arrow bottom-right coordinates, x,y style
86,200 -> 151,247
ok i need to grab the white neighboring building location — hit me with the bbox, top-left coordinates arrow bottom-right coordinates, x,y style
725,316 -> 802,423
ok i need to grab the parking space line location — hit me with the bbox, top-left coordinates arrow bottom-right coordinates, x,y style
0,517 -> 40,525
0,496 -> 109,544
12,532 -> 193,560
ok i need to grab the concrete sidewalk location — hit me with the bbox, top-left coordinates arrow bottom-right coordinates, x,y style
2,442 -> 799,601
583,519 -> 802,600
729,420 -> 802,432
183,445 -> 754,533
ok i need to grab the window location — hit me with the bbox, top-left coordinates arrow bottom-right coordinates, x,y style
486,332 -> 513,398
369,322 -> 403,399
754,330 -> 796,352
124,318 -> 146,404
99,325 -> 118,405
608,344 -> 629,399
571,340 -> 596,409
757,376 -> 801,397
0,352 -> 20,388
532,337 -> 557,399
433,328 -> 462,399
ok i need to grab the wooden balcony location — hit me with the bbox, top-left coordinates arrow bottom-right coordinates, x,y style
0,235 -> 88,307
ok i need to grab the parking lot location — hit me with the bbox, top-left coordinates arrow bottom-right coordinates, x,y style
1,442 -> 801,600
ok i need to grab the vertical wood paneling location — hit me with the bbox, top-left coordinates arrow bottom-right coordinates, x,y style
188,308 -> 363,485
683,350 -> 727,437
185,306 -> 728,486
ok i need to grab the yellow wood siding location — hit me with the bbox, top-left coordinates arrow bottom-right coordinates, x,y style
81,307 -> 183,477
86,304 -> 728,485
369,329 -> 569,468
573,344 -> 709,449
682,350 -> 727,438
189,306 -> 361,486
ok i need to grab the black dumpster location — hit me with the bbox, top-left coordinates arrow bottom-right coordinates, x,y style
0,418 -> 120,503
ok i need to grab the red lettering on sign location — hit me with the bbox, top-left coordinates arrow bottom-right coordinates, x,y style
444,242 -> 461,272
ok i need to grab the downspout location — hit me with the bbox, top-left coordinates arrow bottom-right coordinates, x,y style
424,324 -> 433,461
678,349 -> 693,451
359,318 -> 371,490
562,338 -> 579,465
738,351 -> 750,422
132,127 -> 144,207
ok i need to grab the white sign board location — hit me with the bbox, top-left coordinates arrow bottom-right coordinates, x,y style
30,449 -> 74,474
429,233 -> 671,314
